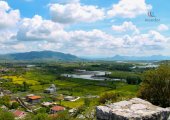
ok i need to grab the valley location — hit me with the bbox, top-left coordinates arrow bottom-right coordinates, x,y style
0,59 -> 163,120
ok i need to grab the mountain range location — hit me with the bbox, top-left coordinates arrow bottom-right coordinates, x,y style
0,51 -> 169,61
107,55 -> 170,61
0,51 -> 80,61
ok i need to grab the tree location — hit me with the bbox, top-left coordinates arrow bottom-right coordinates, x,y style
10,102 -> 19,109
0,96 -> 10,108
126,76 -> 141,85
23,81 -> 29,92
138,65 -> 170,107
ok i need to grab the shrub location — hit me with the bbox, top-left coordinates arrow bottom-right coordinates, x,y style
138,65 -> 170,107
126,76 -> 142,85
99,92 -> 119,104
10,102 -> 19,109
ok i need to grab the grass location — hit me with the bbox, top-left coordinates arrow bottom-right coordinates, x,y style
2,75 -> 40,85
24,70 -> 56,83
60,98 -> 84,108
109,71 -> 141,79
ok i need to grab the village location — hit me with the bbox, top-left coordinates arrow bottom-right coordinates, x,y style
0,82 -> 83,119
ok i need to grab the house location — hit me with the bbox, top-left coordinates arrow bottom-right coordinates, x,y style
50,106 -> 65,114
26,94 -> 35,98
44,84 -> 56,94
27,95 -> 41,104
26,94 -> 34,101
64,96 -> 80,101
64,96 -> 75,101
13,110 -> 26,119
41,102 -> 53,107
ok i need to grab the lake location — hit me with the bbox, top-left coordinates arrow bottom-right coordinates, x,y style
61,71 -> 125,81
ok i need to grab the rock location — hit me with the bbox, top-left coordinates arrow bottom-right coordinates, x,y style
96,98 -> 170,120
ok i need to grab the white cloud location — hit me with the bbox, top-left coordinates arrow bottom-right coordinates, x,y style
49,3 -> 105,24
112,21 -> 139,34
122,30 -> 168,51
17,15 -> 66,41
107,0 -> 152,18
0,31 -> 16,43
0,1 -> 10,10
0,1 -> 169,56
157,24 -> 169,31
148,30 -> 167,42
15,15 -> 169,56
12,43 -> 26,50
0,1 -> 20,30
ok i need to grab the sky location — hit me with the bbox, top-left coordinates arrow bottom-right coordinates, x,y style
0,0 -> 170,57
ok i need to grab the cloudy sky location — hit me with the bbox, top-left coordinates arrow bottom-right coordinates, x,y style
0,0 -> 170,57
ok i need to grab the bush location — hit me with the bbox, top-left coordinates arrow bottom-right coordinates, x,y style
0,96 -> 10,108
126,76 -> 141,85
10,102 -> 19,109
99,92 -> 119,104
138,65 -> 170,107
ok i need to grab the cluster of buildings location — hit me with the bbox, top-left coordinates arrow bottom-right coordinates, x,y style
0,84 -> 80,119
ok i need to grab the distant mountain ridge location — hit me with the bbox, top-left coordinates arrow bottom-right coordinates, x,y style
0,51 -> 80,61
108,55 -> 170,61
0,51 -> 169,61
83,55 -> 170,61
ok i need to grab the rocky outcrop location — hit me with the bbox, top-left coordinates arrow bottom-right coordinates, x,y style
96,98 -> 170,120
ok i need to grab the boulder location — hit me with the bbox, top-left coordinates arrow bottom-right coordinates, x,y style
96,98 -> 170,120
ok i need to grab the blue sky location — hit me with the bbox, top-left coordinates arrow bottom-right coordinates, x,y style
0,0 -> 170,57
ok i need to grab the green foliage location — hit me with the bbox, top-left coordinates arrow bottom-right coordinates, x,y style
0,109 -> 15,120
24,113 -> 49,120
138,65 -> 170,107
55,111 -> 73,120
23,81 -> 29,92
10,102 -> 19,109
0,96 -> 10,108
126,76 -> 142,85
109,71 -> 140,79
99,92 -> 119,104
73,105 -> 86,118
84,98 -> 90,107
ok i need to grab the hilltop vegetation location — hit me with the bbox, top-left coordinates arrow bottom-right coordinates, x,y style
138,65 -> 170,107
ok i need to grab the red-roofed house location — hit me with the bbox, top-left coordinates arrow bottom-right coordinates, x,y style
27,95 -> 41,104
13,110 -> 26,119
50,106 -> 65,114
